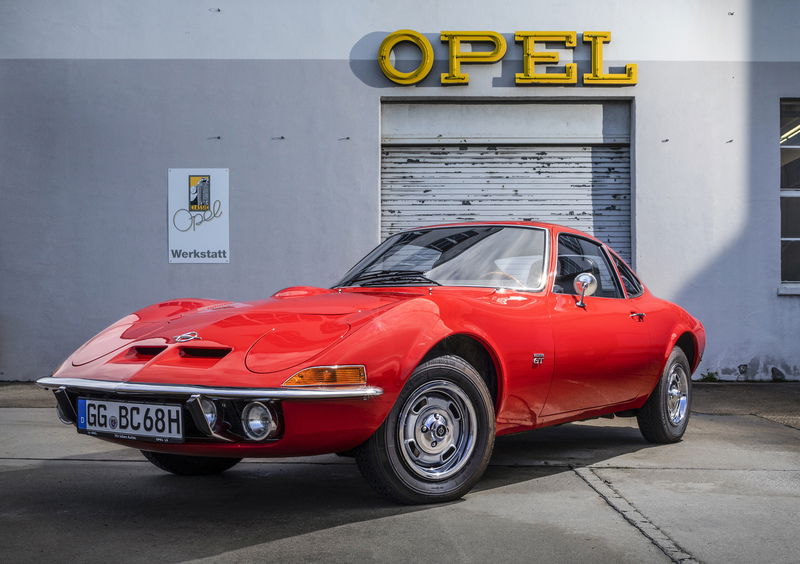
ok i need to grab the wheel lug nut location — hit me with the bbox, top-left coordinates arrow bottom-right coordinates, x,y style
421,425 -> 428,433
431,441 -> 437,447
433,413 -> 440,420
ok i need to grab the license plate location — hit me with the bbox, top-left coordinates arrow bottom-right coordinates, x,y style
77,398 -> 184,443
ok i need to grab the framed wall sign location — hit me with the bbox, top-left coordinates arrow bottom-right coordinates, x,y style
167,168 -> 230,263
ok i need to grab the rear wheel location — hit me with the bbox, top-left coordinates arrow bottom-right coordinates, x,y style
637,347 -> 692,443
356,355 -> 495,504
141,450 -> 242,476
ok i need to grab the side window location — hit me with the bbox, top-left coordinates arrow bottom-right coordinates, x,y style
612,254 -> 644,298
553,234 -> 623,298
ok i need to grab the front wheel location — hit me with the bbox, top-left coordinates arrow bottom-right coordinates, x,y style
141,450 -> 242,476
637,347 -> 692,443
356,355 -> 495,504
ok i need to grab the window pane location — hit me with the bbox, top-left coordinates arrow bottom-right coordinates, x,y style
781,197 -> 800,238
781,240 -> 800,282
781,148 -> 800,189
612,254 -> 643,297
554,235 -> 622,298
780,100 -> 800,146
336,226 -> 547,291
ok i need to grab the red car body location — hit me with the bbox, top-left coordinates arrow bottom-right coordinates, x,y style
40,221 -> 704,451
39,222 -> 704,501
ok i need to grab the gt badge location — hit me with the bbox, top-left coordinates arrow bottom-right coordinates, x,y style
175,331 -> 201,343
532,353 -> 545,366
189,175 -> 211,211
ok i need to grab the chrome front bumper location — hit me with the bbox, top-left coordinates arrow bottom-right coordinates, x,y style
36,376 -> 384,400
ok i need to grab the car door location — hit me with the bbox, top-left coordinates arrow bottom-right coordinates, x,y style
608,250 -> 666,399
541,233 -> 659,416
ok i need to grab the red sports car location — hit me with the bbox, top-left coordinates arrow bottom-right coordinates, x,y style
38,222 -> 705,504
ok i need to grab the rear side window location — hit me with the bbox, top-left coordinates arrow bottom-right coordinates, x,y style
553,234 -> 623,298
612,254 -> 644,298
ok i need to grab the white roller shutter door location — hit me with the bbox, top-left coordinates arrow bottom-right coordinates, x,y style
380,144 -> 632,262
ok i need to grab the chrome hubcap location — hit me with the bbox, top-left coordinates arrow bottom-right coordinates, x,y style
398,380 -> 477,480
666,363 -> 689,426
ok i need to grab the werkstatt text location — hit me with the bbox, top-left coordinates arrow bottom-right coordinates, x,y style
378,30 -> 637,86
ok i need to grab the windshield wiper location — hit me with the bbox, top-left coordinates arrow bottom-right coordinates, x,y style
342,270 -> 440,287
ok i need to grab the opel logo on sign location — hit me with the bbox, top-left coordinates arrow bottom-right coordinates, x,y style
174,331 -> 201,343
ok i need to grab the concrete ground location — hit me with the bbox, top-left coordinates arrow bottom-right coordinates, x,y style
0,383 -> 798,563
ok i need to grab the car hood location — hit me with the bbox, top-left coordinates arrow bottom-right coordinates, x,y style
69,289 -> 411,373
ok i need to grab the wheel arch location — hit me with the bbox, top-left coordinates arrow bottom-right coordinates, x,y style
674,332 -> 699,372
420,333 -> 503,410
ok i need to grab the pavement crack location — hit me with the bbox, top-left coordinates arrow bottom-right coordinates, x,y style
750,413 -> 800,431
693,411 -> 800,431
573,466 -> 699,564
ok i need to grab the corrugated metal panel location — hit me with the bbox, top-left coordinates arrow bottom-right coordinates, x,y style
380,144 -> 632,261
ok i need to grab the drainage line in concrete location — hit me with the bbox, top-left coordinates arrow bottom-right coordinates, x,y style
573,466 -> 699,564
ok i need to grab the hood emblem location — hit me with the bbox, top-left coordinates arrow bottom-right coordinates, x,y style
174,331 -> 201,343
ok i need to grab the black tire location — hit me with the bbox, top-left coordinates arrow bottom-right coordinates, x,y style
141,450 -> 242,476
355,355 -> 495,505
637,347 -> 692,443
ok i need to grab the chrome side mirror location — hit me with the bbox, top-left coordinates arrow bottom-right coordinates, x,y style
573,272 -> 598,308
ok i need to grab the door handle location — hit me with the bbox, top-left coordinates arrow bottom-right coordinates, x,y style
630,312 -> 646,321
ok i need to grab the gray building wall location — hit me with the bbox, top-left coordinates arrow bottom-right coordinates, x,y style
1,0 -> 798,380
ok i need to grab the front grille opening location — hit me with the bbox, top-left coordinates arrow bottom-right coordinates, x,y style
179,347 -> 231,359
129,346 -> 167,359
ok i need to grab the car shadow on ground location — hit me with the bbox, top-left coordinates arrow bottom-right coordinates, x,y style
1,421 -> 654,563
475,419 -> 652,491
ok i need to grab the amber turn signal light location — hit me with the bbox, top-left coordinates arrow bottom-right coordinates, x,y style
283,365 -> 367,387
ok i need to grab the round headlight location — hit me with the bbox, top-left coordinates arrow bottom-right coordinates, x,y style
199,397 -> 217,428
241,402 -> 276,441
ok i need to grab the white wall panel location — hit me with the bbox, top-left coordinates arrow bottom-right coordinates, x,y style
382,102 -> 630,145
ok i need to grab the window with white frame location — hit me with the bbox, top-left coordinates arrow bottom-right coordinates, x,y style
780,100 -> 800,284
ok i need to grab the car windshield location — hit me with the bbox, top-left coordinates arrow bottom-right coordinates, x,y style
336,226 -> 547,291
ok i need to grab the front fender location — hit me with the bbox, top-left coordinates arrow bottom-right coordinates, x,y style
306,297 -> 457,431
310,291 -> 547,436
315,296 -> 448,389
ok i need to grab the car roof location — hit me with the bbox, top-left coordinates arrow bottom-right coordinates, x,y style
405,221 -> 599,241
